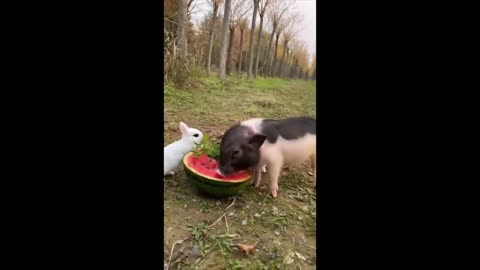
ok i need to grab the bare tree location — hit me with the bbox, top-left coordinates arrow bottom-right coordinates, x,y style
281,45 -> 292,77
310,53 -> 316,80
246,0 -> 260,79
253,0 -> 272,77
270,14 -> 295,77
206,0 -> 223,74
187,0 -> 195,17
177,0 -> 189,55
271,20 -> 285,77
265,0 -> 295,76
290,40 -> 308,79
285,39 -> 298,78
226,0 -> 251,75
277,13 -> 301,77
217,0 -> 232,79
237,18 -> 248,73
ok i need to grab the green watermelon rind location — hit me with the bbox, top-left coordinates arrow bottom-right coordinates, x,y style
183,152 -> 252,197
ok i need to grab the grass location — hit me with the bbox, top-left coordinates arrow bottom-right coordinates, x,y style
164,75 -> 317,269
164,75 -> 315,144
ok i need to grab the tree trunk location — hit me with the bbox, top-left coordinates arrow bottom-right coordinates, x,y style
265,24 -> 277,77
291,58 -> 296,78
260,40 -> 268,76
253,11 -> 265,78
176,0 -> 188,55
271,33 -> 280,77
279,40 -> 288,77
283,51 -> 289,78
226,27 -> 235,75
259,44 -> 267,77
290,56 -> 295,78
285,50 -> 292,78
295,62 -> 298,78
206,3 -> 219,74
217,0 -> 232,79
247,0 -> 259,80
258,45 -> 265,76
238,29 -> 244,73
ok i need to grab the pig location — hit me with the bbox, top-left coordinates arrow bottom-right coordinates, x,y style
217,117 -> 316,198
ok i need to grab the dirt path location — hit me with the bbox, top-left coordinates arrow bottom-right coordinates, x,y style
164,76 -> 317,269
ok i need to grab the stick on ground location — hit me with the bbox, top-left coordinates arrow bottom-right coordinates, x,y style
207,195 -> 237,229
166,237 -> 188,270
225,215 -> 230,233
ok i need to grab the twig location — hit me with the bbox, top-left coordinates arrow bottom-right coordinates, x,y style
225,195 -> 237,211
192,242 -> 219,267
207,213 -> 226,228
172,253 -> 187,266
166,237 -> 189,270
225,215 -> 230,234
207,196 -> 237,229
207,195 -> 237,228
163,17 -> 210,33
218,233 -> 240,238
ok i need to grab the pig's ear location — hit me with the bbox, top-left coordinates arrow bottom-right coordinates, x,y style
248,134 -> 267,149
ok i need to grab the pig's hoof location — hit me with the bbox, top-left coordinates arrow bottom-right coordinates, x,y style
271,189 -> 278,198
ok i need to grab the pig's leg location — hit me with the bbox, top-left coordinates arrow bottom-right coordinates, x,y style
267,161 -> 283,198
253,166 -> 263,187
310,153 -> 316,187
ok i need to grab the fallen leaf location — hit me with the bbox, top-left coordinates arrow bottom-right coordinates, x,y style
237,244 -> 255,256
295,252 -> 307,261
283,251 -> 295,264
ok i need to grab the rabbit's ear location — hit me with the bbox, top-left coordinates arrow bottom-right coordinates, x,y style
179,122 -> 189,134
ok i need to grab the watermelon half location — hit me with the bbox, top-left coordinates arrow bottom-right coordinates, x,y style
182,152 -> 252,197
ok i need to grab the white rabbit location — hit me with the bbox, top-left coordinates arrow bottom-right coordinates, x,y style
164,121 -> 203,176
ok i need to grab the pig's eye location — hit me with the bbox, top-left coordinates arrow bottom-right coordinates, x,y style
232,149 -> 241,157
193,134 -> 199,137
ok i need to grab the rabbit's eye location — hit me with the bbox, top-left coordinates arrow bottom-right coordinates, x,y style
193,134 -> 199,137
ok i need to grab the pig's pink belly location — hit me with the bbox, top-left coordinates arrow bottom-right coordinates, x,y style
263,135 -> 316,166
282,150 -> 312,165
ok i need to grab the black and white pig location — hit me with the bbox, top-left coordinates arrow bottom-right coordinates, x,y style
216,117 -> 316,198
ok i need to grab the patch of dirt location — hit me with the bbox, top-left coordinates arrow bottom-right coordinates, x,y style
164,164 -> 317,269
164,77 -> 317,269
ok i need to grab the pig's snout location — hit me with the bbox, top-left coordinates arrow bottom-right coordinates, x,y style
216,164 -> 227,176
215,168 -> 225,176
216,164 -> 232,176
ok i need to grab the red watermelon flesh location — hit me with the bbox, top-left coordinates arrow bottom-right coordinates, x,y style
186,154 -> 250,181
